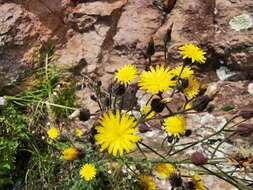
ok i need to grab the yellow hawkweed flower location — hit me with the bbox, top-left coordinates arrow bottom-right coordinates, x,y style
142,105 -> 155,119
192,175 -> 205,190
179,43 -> 206,64
153,163 -> 174,179
170,65 -> 193,79
183,102 -> 192,111
183,77 -> 200,99
138,65 -> 175,95
75,128 -> 83,137
115,64 -> 137,85
139,175 -> 157,190
95,110 -> 141,156
164,115 -> 186,138
47,127 -> 59,139
63,147 -> 79,161
80,163 -> 96,181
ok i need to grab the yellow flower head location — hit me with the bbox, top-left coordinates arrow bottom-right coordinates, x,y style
95,110 -> 141,156
142,105 -> 155,119
63,147 -> 79,161
75,128 -> 83,137
153,163 -> 174,179
179,43 -> 206,64
183,77 -> 200,99
139,175 -> 157,190
115,64 -> 137,85
183,102 -> 192,111
164,115 -> 186,138
192,175 -> 205,190
138,65 -> 175,95
80,163 -> 96,181
170,65 -> 193,79
47,127 -> 59,139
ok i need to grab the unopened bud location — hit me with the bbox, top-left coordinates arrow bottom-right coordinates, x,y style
169,173 -> 182,188
191,151 -> 208,166
145,37 -> 155,58
192,95 -> 210,112
239,109 -> 253,119
235,123 -> 253,137
113,84 -> 126,96
79,109 -> 90,121
151,98 -> 165,113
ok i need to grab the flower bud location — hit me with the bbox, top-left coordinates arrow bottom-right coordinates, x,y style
235,123 -> 253,137
239,109 -> 253,119
191,151 -> 208,166
192,95 -> 210,112
113,84 -> 126,96
169,173 -> 182,188
151,98 -> 165,113
79,109 -> 90,121
145,37 -> 155,58
185,129 -> 192,137
138,124 -> 151,133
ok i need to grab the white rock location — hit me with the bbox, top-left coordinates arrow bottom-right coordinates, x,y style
248,83 -> 253,94
216,66 -> 236,81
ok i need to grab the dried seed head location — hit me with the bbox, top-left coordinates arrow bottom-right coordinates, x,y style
191,151 -> 208,166
151,98 -> 165,113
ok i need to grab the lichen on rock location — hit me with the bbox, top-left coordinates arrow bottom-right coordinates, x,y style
229,14 -> 253,31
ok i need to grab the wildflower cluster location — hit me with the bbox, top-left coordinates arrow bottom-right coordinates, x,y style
41,41 -> 253,190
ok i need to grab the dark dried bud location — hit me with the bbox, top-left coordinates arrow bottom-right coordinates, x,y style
79,109 -> 90,121
138,124 -> 151,133
151,98 -> 165,113
235,123 -> 253,137
169,173 -> 183,188
103,97 -> 110,107
183,57 -> 192,65
90,94 -> 97,101
185,129 -> 192,137
176,78 -> 189,92
191,151 -> 208,166
146,37 -> 155,58
167,136 -> 174,143
96,80 -> 102,87
183,181 -> 195,190
239,109 -> 253,119
163,26 -> 173,46
113,84 -> 126,96
89,126 -> 98,145
192,95 -> 211,112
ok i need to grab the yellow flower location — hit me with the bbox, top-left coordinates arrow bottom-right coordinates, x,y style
80,163 -> 96,181
47,127 -> 59,139
164,115 -> 186,138
183,77 -> 200,99
115,64 -> 137,85
75,128 -> 83,137
153,163 -> 174,179
139,175 -> 157,190
142,105 -> 155,119
63,147 -> 79,161
179,43 -> 206,64
170,65 -> 193,79
138,65 -> 175,95
183,102 -> 192,111
95,110 -> 141,156
192,175 -> 205,190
